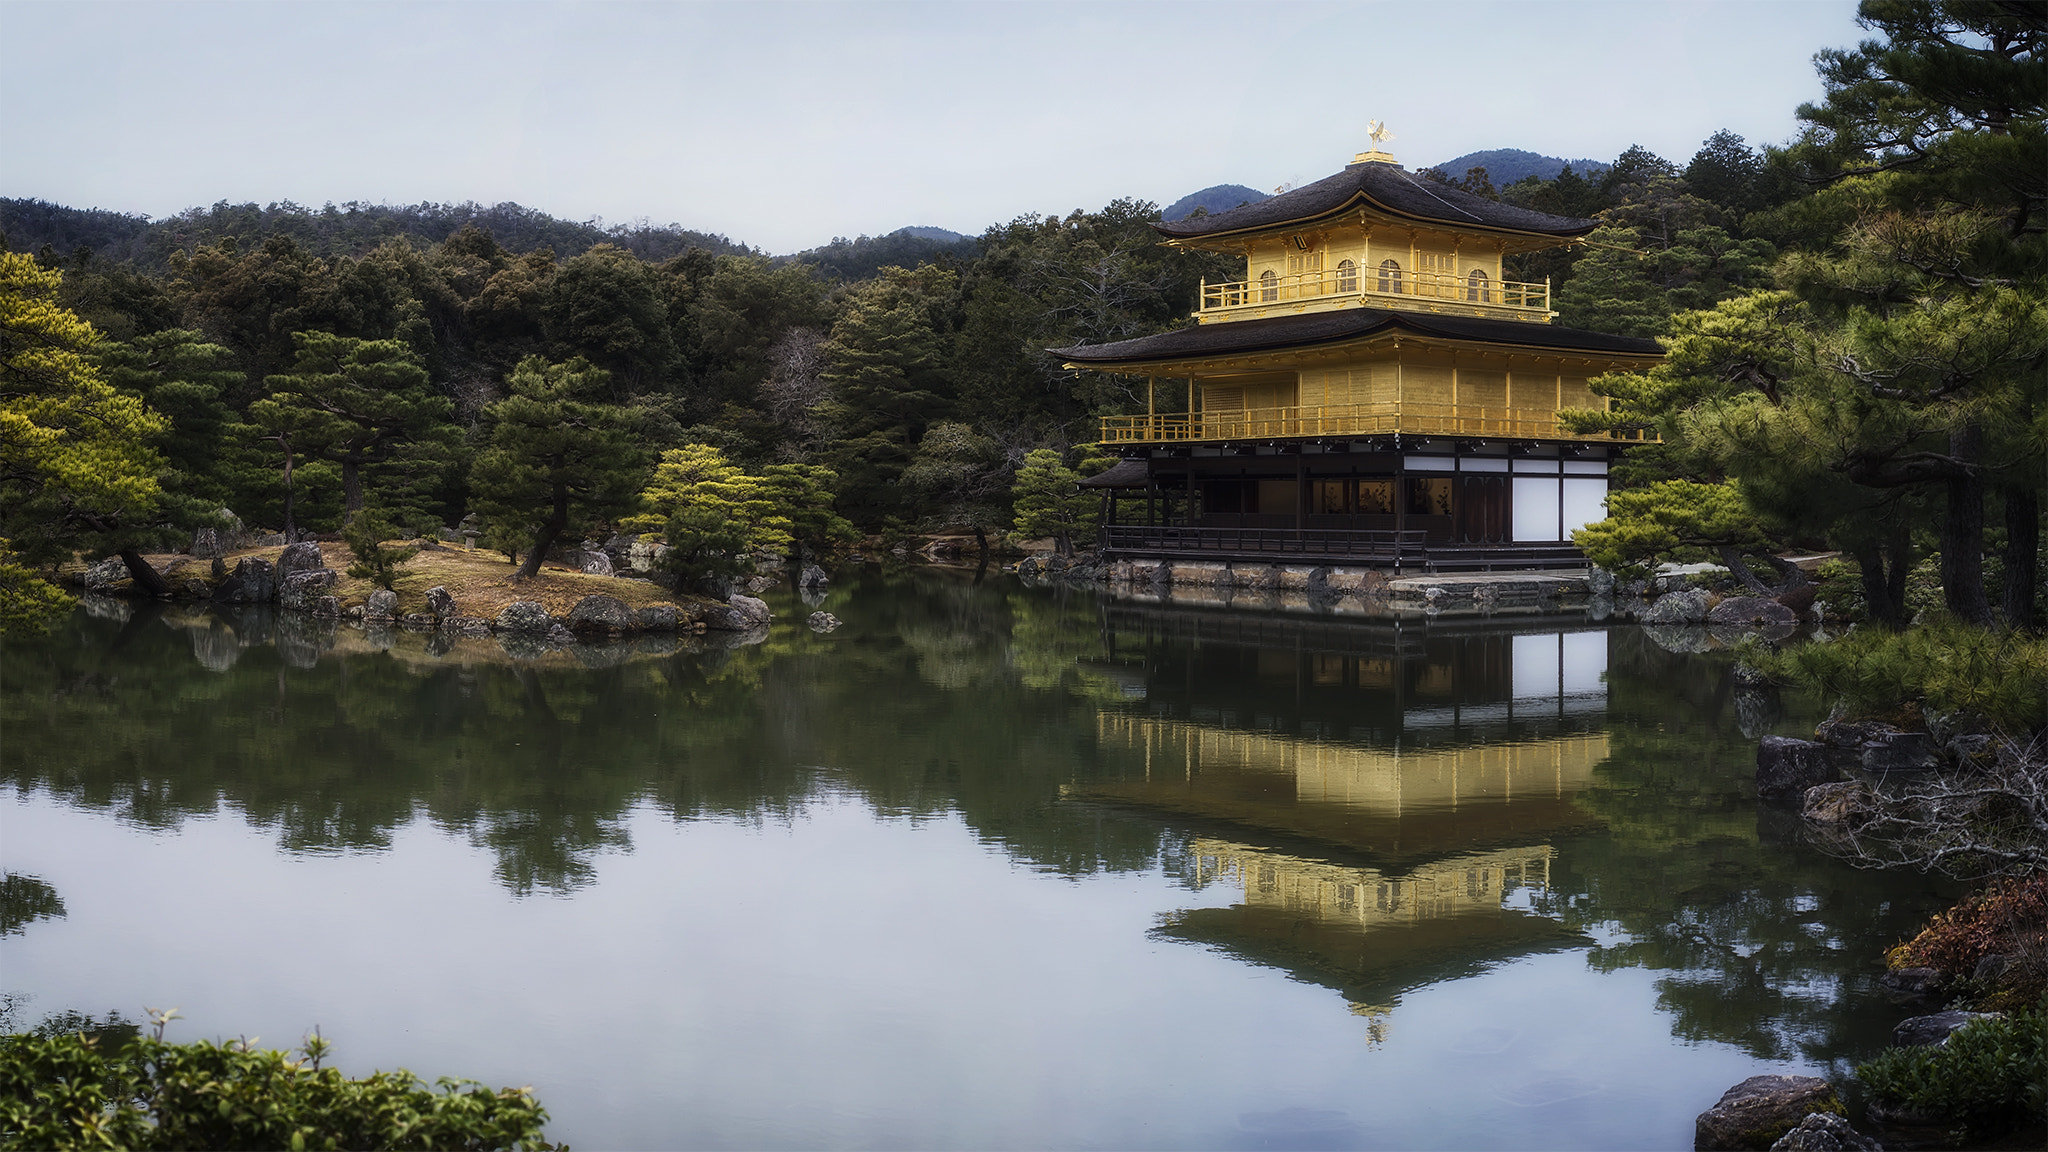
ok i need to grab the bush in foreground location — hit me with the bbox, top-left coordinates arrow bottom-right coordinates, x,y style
0,1012 -> 555,1151
1855,1006 -> 2046,1143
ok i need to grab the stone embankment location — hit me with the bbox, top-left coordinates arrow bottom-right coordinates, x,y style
70,536 -> 813,662
1014,551 -> 1828,635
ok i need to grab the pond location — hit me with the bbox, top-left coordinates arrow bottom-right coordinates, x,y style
1,569 -> 1960,1150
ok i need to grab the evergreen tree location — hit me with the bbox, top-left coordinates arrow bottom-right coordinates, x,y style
96,329 -> 242,522
1010,448 -> 1094,556
817,265 -> 959,522
1684,131 -> 1768,218
257,332 -> 457,526
468,356 -> 646,580
757,462 -> 857,560
623,444 -> 790,582
900,421 -> 1014,553
0,252 -> 169,608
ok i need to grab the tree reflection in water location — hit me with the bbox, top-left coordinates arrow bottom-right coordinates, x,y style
1,571 -> 1959,1074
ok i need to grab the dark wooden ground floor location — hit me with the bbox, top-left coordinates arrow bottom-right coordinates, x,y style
1085,439 -> 1615,572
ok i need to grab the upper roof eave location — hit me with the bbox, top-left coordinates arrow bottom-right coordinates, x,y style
1154,161 -> 1596,244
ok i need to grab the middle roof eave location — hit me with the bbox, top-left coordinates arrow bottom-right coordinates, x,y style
1054,310 -> 1663,369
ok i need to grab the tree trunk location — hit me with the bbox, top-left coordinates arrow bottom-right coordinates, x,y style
1716,547 -> 1776,596
1852,524 -> 1912,629
516,483 -> 570,581
341,457 -> 364,523
1939,425 -> 1994,627
2002,484 -> 2040,629
117,548 -> 172,597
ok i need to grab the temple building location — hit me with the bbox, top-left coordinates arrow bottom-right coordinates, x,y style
1058,135 -> 1662,570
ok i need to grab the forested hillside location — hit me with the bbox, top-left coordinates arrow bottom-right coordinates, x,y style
3,0 -> 2039,637
0,198 -> 752,273
0,130 -> 1822,570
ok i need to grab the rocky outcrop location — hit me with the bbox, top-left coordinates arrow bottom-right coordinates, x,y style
702,594 -> 771,632
212,557 -> 277,605
1766,1112 -> 1878,1151
82,556 -> 131,591
1859,730 -> 1939,773
634,604 -> 681,631
363,589 -> 398,621
276,541 -> 324,581
567,595 -> 634,633
279,569 -> 338,611
1892,1010 -> 1998,1048
494,601 -> 556,634
1756,737 -> 1838,803
1878,967 -> 1946,1002
1695,1075 -> 1843,1151
1643,587 -> 1712,624
799,564 -> 829,590
1799,781 -> 1873,828
189,526 -> 230,560
807,611 -> 840,632
579,550 -> 614,577
440,616 -> 493,636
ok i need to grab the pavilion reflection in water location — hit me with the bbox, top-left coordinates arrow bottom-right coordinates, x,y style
1071,617 -> 1613,1026
1164,840 -> 1576,1041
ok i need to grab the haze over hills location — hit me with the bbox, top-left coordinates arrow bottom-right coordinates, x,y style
1428,149 -> 1610,184
4,146 -> 1609,278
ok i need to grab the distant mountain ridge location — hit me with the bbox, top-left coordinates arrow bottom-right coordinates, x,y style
893,226 -> 966,243
1162,185 -> 1270,222
0,197 -> 752,270
1427,149 -> 1610,184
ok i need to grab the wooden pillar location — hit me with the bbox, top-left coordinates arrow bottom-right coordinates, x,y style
1185,467 -> 1196,528
1296,453 -> 1307,540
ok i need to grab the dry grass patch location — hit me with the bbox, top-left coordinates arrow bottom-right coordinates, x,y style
157,542 -> 710,620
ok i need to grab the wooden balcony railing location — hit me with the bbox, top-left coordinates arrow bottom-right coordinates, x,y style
1200,269 -> 1551,317
1099,402 -> 1657,445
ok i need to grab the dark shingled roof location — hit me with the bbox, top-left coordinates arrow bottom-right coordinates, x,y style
1054,310 -> 1662,365
1155,162 -> 1594,240
1077,458 -> 1152,488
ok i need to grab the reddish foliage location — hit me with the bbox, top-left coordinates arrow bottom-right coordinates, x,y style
1889,877 -> 2048,1006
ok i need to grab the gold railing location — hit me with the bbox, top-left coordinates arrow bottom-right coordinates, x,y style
1099,402 -> 1657,445
1200,268 -> 1550,315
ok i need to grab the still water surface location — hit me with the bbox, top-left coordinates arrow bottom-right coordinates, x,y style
1,570 -> 1960,1149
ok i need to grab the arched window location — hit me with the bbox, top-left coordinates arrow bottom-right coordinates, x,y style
1259,269 -> 1278,302
1377,259 -> 1403,295
1466,269 -> 1491,303
1335,258 -> 1358,293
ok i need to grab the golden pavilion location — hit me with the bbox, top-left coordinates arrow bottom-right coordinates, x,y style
1059,135 -> 1662,570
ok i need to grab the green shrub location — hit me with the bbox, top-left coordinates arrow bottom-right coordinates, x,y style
1855,1007 -> 2046,1141
0,1013 -> 554,1151
1759,621 -> 2048,736
342,507 -> 421,591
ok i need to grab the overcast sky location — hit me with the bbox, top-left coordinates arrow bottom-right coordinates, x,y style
5,0 -> 1865,254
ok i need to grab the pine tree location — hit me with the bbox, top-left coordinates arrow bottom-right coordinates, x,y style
0,252 -> 168,610
468,356 -> 646,580
623,444 -> 790,582
258,332 -> 458,525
